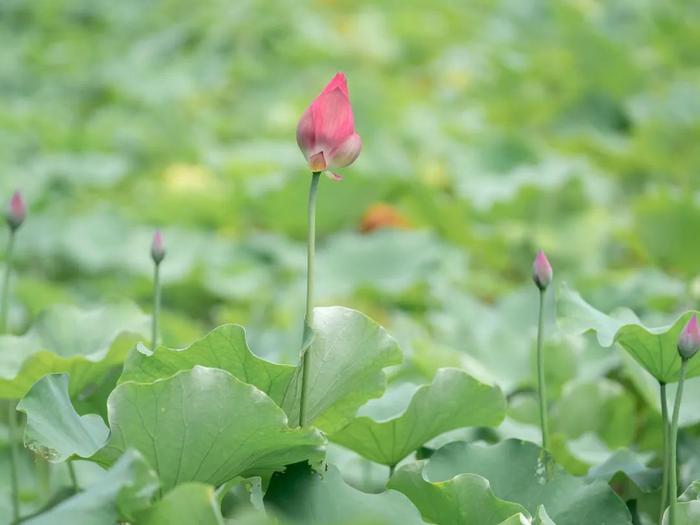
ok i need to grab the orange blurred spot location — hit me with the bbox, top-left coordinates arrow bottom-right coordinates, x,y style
359,203 -> 411,234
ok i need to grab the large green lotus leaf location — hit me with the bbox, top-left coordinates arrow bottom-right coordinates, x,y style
95,366 -> 324,492
279,306 -> 403,432
137,483 -> 224,525
264,463 -> 425,525
23,449 -> 158,525
662,481 -> 700,525
120,324 -> 294,405
331,368 -> 506,466
16,374 -> 109,462
557,285 -> 700,383
622,353 -> 700,428
424,440 -> 632,525
662,502 -> 700,525
120,307 -> 401,434
586,449 -> 661,493
388,462 -> 527,525
496,515 -> 531,525
0,303 -> 149,399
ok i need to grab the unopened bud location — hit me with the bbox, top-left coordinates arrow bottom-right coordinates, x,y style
5,191 -> 26,231
678,313 -> 700,360
532,250 -> 553,290
151,230 -> 166,264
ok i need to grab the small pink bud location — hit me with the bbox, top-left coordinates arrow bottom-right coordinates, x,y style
532,250 -> 553,290
296,72 -> 362,177
678,314 -> 700,360
6,191 -> 26,231
151,230 -> 166,264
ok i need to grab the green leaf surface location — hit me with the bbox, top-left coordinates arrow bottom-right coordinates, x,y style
622,354 -> 700,428
265,463 -> 426,525
496,515 -> 532,525
280,307 -> 403,433
0,303 -> 149,399
137,483 -> 224,525
661,481 -> 700,524
17,374 -> 109,462
388,462 -> 528,525
557,285 -> 700,383
96,366 -> 324,492
120,324 -> 294,405
23,449 -> 158,525
120,307 -> 401,434
662,503 -> 700,525
331,368 -> 506,466
586,449 -> 661,493
424,439 -> 632,525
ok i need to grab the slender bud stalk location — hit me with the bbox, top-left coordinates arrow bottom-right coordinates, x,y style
299,172 -> 321,427
1,229 -> 16,334
152,262 -> 161,351
532,250 -> 553,479
2,234 -> 19,523
659,381 -> 670,524
536,287 -> 552,479
669,314 -> 700,525
150,231 -> 165,351
67,461 -> 79,492
669,359 -> 688,525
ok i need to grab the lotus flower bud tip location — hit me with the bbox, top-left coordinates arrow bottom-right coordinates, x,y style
532,250 -> 553,290
6,191 -> 26,231
151,230 -> 166,264
296,72 -> 362,177
678,313 -> 700,360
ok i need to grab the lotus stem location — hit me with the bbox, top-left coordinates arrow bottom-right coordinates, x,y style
67,461 -> 78,492
660,381 -> 669,523
669,359 -> 688,525
7,401 -> 20,522
1,229 -> 16,334
299,172 -> 321,427
536,287 -> 552,479
2,230 -> 19,521
151,261 -> 161,351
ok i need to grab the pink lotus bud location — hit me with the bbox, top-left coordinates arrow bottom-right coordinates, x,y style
151,230 -> 166,264
678,314 -> 700,360
532,250 -> 553,290
5,191 -> 26,231
296,72 -> 362,178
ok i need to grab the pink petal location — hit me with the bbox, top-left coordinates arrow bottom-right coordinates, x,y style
326,171 -> 343,181
327,132 -> 362,169
310,87 -> 355,152
10,191 -> 25,219
320,72 -> 349,98
532,250 -> 553,289
296,106 -> 316,160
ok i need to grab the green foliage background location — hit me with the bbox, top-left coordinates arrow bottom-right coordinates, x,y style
2,0 -> 700,523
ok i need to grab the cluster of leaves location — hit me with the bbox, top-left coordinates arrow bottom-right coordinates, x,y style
1,299 -> 657,524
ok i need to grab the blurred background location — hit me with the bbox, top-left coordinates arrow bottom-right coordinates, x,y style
3,0 -> 700,463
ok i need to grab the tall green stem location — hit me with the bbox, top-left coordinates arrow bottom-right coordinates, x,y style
299,172 -> 321,427
151,262 -> 161,351
67,461 -> 78,492
536,288 -> 551,478
2,230 -> 19,521
7,401 -> 20,522
1,229 -> 16,333
660,381 -> 670,523
669,359 -> 688,525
